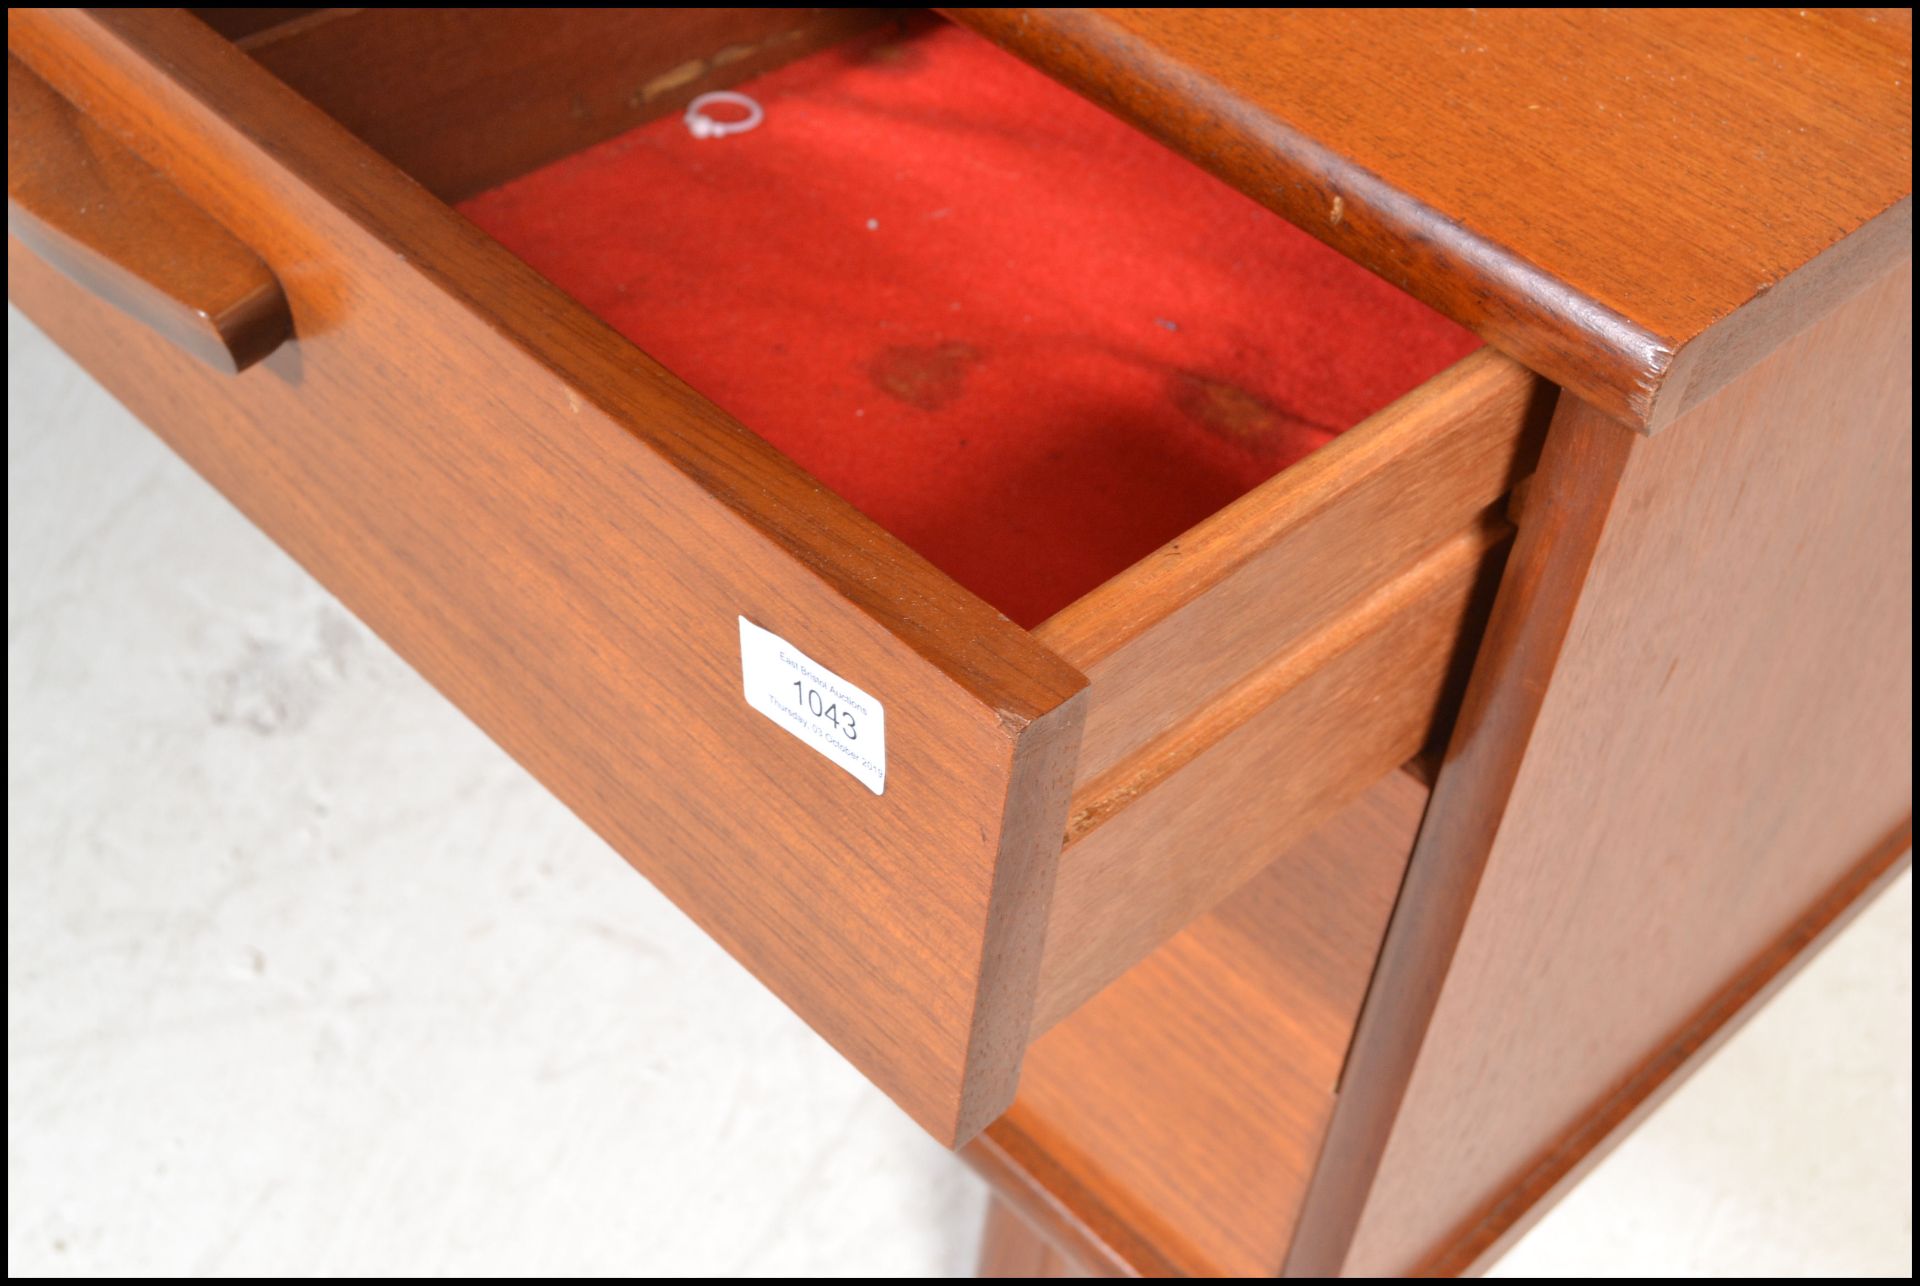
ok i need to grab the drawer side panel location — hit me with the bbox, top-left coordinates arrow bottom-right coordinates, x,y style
8,7 -> 1087,1146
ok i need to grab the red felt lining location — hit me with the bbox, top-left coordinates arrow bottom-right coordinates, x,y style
460,21 -> 1480,627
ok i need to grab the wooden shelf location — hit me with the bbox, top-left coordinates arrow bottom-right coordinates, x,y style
970,769 -> 1428,1276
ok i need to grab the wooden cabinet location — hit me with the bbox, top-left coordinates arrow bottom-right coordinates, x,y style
8,7 -> 1910,1276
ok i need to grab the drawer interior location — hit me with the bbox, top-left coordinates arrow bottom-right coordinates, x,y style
229,9 -> 1479,629
453,17 -> 1479,626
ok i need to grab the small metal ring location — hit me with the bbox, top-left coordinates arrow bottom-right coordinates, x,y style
684,90 -> 764,140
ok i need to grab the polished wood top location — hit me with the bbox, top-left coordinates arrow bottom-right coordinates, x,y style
949,8 -> 1913,430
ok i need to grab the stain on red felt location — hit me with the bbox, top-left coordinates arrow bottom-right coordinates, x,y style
461,21 -> 1480,628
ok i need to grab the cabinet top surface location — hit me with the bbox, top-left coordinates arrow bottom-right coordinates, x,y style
952,7 -> 1913,428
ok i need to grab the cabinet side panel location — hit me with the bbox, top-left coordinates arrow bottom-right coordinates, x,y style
1343,262 -> 1913,1272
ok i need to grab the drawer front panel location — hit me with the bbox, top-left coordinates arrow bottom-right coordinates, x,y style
8,7 -> 1086,1147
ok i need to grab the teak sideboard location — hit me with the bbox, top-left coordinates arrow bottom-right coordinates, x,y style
8,7 -> 1911,1276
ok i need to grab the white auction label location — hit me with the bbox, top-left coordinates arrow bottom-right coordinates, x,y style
738,617 -> 886,795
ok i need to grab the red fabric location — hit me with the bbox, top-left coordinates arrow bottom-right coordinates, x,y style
461,22 -> 1479,627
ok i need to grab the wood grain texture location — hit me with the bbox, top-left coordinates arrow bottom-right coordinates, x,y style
231,7 -> 891,201
1033,518 -> 1506,1034
7,6 -> 1088,1147
1328,259 -> 1914,1275
967,1120 -> 1176,1278
1281,319 -> 1641,1282
1037,348 -> 1546,791
978,1198 -> 1088,1279
1438,821 -> 1912,1277
946,8 -> 1913,430
189,9 -> 314,41
8,53 -> 288,373
975,770 -> 1431,1278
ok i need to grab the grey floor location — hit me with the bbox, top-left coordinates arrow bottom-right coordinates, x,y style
8,305 -> 1912,1277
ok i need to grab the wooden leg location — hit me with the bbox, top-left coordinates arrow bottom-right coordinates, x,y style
978,1196 -> 1085,1278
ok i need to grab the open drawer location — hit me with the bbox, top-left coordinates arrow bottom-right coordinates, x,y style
6,8 -> 1548,1145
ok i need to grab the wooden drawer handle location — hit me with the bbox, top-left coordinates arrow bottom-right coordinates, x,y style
7,55 -> 289,373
